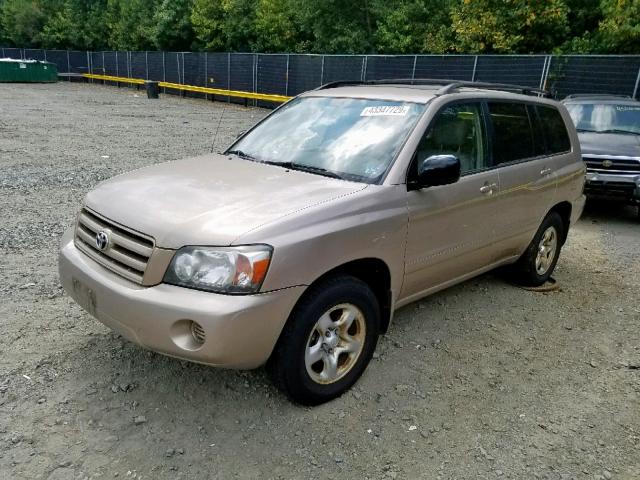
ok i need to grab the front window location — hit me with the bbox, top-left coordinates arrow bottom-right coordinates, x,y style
566,103 -> 640,135
227,96 -> 426,183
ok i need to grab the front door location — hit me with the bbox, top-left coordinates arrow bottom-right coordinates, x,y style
401,101 -> 502,302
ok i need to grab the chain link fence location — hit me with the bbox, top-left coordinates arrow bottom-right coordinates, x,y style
4,48 -> 640,101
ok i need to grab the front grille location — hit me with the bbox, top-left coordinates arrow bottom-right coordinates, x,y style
583,156 -> 640,174
584,180 -> 636,196
74,208 -> 154,284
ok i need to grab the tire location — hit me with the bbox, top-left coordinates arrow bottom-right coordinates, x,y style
510,211 -> 565,287
268,275 -> 380,405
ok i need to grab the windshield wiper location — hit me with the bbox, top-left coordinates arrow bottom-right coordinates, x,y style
596,128 -> 639,135
226,149 -> 257,160
576,128 -> 597,133
286,163 -> 345,180
259,160 -> 345,180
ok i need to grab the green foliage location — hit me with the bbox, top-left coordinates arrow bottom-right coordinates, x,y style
374,0 -> 453,54
594,0 -> 640,53
0,0 -> 637,53
106,0 -> 159,50
254,0 -> 306,52
153,0 -> 194,50
450,0 -> 569,53
191,0 -> 256,51
292,0 -> 375,54
1,0 -> 47,47
39,0 -> 109,50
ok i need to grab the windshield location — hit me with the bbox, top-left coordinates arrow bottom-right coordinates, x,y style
227,96 -> 426,183
566,103 -> 640,134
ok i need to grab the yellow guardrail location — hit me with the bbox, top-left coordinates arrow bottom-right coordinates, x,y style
82,73 -> 291,103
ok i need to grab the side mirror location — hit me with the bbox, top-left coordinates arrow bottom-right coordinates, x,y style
412,154 -> 461,189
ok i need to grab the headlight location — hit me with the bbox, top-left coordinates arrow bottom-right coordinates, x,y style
163,245 -> 272,294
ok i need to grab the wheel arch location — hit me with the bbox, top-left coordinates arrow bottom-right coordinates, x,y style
294,258 -> 393,334
548,201 -> 572,244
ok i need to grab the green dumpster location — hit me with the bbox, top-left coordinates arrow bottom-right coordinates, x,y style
0,58 -> 58,83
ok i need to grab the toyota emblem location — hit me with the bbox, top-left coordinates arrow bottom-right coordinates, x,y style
602,160 -> 613,168
95,230 -> 110,251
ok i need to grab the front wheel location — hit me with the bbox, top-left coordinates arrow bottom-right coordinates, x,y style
510,211 -> 564,287
268,275 -> 380,405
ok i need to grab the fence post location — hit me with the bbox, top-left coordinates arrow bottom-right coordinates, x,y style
22,48 -> 25,60
101,51 -> 105,75
285,53 -> 290,96
253,53 -> 258,106
227,52 -> 231,103
162,51 -> 166,94
471,55 -> 478,81
411,55 -> 417,81
1,47 -> 4,57
361,56 -> 368,81
543,55 -> 553,91
633,64 -> 640,99
320,55 -> 325,85
182,52 -> 185,85
145,51 -> 148,80
539,55 -> 549,89
115,51 -> 119,77
204,52 -> 208,100
66,50 -> 70,75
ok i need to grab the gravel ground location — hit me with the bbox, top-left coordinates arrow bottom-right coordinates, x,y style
1,82 -> 639,480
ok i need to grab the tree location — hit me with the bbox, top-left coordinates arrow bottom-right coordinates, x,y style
153,0 -> 195,50
191,0 -> 226,50
191,0 -> 256,51
254,0 -> 305,52
106,0 -> 159,50
450,0 -> 569,53
39,0 -> 109,50
595,0 -> 640,53
1,0 -> 47,47
296,0 -> 374,53
373,0 -> 453,54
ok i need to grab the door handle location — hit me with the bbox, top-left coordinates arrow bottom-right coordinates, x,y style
480,183 -> 497,195
540,167 -> 552,176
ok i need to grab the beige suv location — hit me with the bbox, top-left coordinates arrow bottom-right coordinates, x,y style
59,80 -> 586,405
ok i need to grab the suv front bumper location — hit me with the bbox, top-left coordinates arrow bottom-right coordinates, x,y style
585,171 -> 640,202
58,228 -> 304,369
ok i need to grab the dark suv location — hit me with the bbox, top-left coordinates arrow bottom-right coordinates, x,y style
562,94 -> 640,215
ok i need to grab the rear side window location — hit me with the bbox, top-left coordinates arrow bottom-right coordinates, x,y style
536,105 -> 571,154
488,102 -> 535,165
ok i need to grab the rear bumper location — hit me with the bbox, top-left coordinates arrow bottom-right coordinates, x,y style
58,228 -> 305,369
585,171 -> 640,202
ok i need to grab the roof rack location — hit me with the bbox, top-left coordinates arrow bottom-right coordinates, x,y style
315,78 -> 551,98
563,93 -> 632,100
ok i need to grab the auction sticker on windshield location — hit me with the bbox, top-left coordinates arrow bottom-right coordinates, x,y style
361,105 -> 410,116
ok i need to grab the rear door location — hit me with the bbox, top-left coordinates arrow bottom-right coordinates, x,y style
486,101 -> 559,259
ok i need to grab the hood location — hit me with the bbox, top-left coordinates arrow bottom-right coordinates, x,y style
84,154 -> 367,248
578,131 -> 640,158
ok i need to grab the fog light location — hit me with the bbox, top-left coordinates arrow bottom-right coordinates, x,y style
190,321 -> 206,345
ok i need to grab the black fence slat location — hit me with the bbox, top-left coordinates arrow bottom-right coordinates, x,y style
547,55 -> 640,98
322,55 -> 365,83
288,54 -> 323,94
365,56 -> 415,81
475,55 -> 547,87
